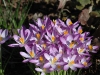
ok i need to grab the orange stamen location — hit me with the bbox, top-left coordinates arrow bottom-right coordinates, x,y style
36,33 -> 40,39
52,57 -> 57,64
51,36 -> 55,42
69,60 -> 75,66
0,36 -> 3,41
88,45 -> 93,50
39,56 -> 44,62
78,29 -> 83,34
30,51 -> 34,58
64,30 -> 68,35
83,62 -> 87,66
19,37 -> 25,44
41,25 -> 45,30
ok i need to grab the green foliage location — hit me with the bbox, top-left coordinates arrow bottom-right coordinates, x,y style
0,0 -> 32,32
76,0 -> 91,10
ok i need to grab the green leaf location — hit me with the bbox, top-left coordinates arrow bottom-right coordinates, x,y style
76,5 -> 84,10
77,0 -> 91,7
90,11 -> 100,17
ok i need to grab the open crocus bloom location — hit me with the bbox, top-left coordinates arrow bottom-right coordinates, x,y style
8,27 -> 32,47
63,55 -> 83,71
0,29 -> 9,44
9,17 -> 98,75
20,45 -> 37,62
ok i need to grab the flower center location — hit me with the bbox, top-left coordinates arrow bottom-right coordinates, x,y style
52,57 -> 57,64
69,60 -> 75,66
36,33 -> 40,39
88,45 -> 93,50
0,36 -> 3,41
42,43 -> 46,48
63,30 -> 68,35
39,56 -> 44,62
83,62 -> 87,66
69,41 -> 76,48
78,48 -> 84,54
68,21 -> 73,26
79,37 -> 84,42
19,37 -> 25,44
41,25 -> 45,30
51,36 -> 55,42
57,65 -> 61,69
78,29 -> 83,34
29,51 -> 34,58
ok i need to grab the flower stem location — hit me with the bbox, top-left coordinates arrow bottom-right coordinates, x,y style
0,44 -> 4,75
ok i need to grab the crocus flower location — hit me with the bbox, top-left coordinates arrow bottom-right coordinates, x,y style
35,67 -> 50,75
0,29 -> 9,44
86,40 -> 98,53
81,57 -> 91,68
20,45 -> 37,63
43,53 -> 62,70
8,27 -> 32,47
63,55 -> 83,71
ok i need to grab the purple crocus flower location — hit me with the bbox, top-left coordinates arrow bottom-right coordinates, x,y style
35,67 -> 50,75
20,45 -> 37,63
43,53 -> 62,70
0,29 -> 9,44
86,40 -> 98,53
63,55 -> 83,71
8,27 -> 32,47
81,57 -> 92,68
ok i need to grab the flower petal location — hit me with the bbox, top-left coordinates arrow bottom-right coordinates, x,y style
35,68 -> 43,72
20,52 -> 30,58
64,65 -> 69,70
67,35 -> 73,42
29,59 -> 39,63
43,62 -> 51,68
60,37 -> 66,44
44,53 -> 50,60
1,29 -> 8,38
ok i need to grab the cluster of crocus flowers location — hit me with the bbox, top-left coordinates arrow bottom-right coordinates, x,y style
9,16 -> 98,75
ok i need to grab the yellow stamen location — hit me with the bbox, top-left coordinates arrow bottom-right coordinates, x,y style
39,56 -> 44,62
0,36 -> 3,41
69,41 -> 75,48
68,21 -> 73,26
29,51 -> 34,58
57,65 -> 61,69
64,30 -> 68,36
79,37 -> 84,42
36,33 -> 40,39
69,60 -> 75,66
78,29 -> 83,34
88,45 -> 93,50
51,36 -> 55,42
53,19 -> 56,25
52,57 -> 57,64
19,37 -> 25,44
78,48 -> 84,54
83,62 -> 87,66
41,25 -> 45,30
42,44 -> 46,48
